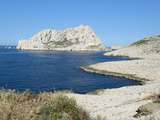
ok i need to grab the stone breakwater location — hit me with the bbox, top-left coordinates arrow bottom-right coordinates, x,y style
17,25 -> 106,51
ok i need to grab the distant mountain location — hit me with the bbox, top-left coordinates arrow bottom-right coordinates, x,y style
17,25 -> 106,51
105,35 -> 160,58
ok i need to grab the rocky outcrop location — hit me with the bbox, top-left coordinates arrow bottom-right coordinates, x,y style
110,45 -> 125,50
77,35 -> 160,120
17,25 -> 106,51
69,83 -> 160,120
105,35 -> 160,58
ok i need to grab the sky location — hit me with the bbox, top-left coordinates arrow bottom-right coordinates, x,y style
0,0 -> 160,46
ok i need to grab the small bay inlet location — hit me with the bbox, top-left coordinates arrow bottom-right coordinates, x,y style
0,49 -> 139,94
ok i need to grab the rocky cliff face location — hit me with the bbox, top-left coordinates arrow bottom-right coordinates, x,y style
17,25 -> 106,51
105,35 -> 160,58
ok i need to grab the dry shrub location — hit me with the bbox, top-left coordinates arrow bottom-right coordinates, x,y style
39,94 -> 91,120
134,93 -> 160,119
0,90 -> 103,120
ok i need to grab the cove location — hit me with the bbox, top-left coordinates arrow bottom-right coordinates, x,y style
0,49 -> 139,94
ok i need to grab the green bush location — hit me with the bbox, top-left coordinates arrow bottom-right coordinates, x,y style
39,94 -> 91,120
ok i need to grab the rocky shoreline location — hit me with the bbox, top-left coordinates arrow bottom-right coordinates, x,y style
68,36 -> 160,120
80,66 -> 146,85
68,83 -> 160,120
69,56 -> 160,120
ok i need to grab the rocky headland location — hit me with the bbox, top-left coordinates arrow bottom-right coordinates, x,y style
17,25 -> 106,51
75,35 -> 160,120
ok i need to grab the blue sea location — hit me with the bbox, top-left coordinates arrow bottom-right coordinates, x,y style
0,49 -> 139,93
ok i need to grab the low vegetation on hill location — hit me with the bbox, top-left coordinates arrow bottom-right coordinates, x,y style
131,36 -> 160,54
0,90 -> 102,120
105,35 -> 160,57
131,39 -> 151,46
131,36 -> 160,46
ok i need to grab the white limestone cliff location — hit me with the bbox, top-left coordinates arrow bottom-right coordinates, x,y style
17,25 -> 106,51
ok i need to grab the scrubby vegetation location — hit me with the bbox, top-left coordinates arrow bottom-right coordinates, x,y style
131,36 -> 160,47
134,94 -> 160,119
0,90 -> 101,120
131,39 -> 150,46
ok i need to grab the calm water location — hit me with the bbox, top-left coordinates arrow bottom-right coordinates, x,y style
0,49 -> 138,93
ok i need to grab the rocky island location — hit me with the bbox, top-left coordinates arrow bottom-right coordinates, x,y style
17,25 -> 106,51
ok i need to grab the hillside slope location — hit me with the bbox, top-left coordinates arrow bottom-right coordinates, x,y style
105,35 -> 160,58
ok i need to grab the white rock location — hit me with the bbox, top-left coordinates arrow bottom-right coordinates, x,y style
111,45 -> 125,50
17,25 -> 106,51
105,35 -> 160,58
68,83 -> 160,120
73,35 -> 160,120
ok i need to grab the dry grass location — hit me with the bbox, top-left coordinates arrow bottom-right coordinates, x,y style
0,90 -> 102,120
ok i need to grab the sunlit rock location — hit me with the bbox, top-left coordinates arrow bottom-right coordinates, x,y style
17,25 -> 106,51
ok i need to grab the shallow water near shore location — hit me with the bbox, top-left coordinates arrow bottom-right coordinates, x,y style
0,49 -> 139,94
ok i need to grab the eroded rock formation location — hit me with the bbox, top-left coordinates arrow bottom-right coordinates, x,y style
17,25 -> 106,51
